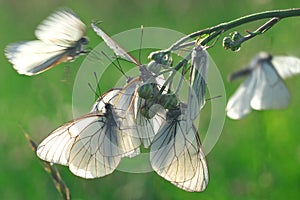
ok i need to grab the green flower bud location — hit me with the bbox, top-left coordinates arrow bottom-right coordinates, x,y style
138,84 -> 154,99
231,43 -> 241,52
231,31 -> 243,41
222,37 -> 232,50
159,93 -> 178,109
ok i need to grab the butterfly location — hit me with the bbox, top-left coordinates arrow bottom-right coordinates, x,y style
227,52 -> 300,120
36,87 -> 141,178
5,9 -> 88,76
150,104 -> 209,192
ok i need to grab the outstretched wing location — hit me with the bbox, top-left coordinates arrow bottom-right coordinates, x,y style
226,72 -> 257,120
35,9 -> 86,47
251,61 -> 290,110
272,56 -> 300,79
5,41 -> 68,75
5,9 -> 87,76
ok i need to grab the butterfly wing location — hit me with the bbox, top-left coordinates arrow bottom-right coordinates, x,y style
226,71 -> 257,120
91,23 -> 140,65
251,61 -> 290,110
5,40 -> 69,75
5,9 -> 87,75
189,45 -> 208,111
171,126 -> 209,192
150,106 -> 209,191
113,79 -> 142,157
90,88 -> 122,112
37,114 -> 122,178
35,9 -> 86,47
134,95 -> 165,148
271,56 -> 300,79
134,74 -> 167,148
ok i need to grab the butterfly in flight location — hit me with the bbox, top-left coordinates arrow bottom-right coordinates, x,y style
227,52 -> 300,120
5,9 -> 88,76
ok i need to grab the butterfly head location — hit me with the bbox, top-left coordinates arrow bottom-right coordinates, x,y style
79,36 -> 89,45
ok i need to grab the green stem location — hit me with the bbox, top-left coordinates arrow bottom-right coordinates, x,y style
155,8 -> 300,98
169,8 -> 300,50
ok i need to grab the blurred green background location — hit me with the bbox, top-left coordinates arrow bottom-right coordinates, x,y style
1,0 -> 300,199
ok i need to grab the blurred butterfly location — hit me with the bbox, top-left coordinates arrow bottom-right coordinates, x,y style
5,9 -> 88,76
150,104 -> 209,192
37,88 -> 141,178
227,52 -> 300,120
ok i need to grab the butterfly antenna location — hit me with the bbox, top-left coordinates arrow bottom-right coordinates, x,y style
206,95 -> 222,101
101,51 -> 128,79
86,46 -> 104,63
88,72 -> 102,99
115,55 -> 129,79
94,72 -> 102,97
139,25 -> 144,64
88,82 -> 99,99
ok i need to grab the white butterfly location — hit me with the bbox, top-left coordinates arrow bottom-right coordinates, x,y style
150,104 -> 209,192
227,52 -> 300,120
36,88 -> 141,179
5,9 -> 88,76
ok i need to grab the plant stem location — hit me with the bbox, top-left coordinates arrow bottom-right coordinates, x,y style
169,8 -> 300,50
156,8 -> 300,98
